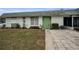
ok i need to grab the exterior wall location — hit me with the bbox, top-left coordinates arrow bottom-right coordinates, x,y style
6,18 -> 23,28
25,17 -> 31,28
51,16 -> 63,26
5,16 -> 43,28
24,16 -> 42,28
5,16 -> 64,28
38,16 -> 42,28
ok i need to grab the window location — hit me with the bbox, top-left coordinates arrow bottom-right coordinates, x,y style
73,17 -> 79,27
31,17 -> 38,26
0,18 -> 5,24
11,23 -> 20,28
64,17 -> 72,27
31,18 -> 35,25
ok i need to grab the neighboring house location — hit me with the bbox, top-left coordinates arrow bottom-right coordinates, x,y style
0,10 -> 79,29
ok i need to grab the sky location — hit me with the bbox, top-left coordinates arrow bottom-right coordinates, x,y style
0,8 -> 76,15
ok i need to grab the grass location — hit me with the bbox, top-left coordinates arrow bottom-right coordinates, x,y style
0,29 -> 45,50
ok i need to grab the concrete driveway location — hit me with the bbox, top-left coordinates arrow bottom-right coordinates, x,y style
45,29 -> 79,50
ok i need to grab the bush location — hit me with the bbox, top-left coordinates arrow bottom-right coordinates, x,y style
30,26 -> 40,29
22,27 -> 27,29
2,24 -> 6,29
51,23 -> 59,29
74,27 -> 79,31
11,24 -> 21,29
59,26 -> 67,29
16,24 -> 20,28
5,27 -> 11,29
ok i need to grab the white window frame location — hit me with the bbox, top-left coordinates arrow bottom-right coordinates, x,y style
31,17 -> 39,26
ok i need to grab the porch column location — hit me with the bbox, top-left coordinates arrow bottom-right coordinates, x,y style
72,16 -> 74,30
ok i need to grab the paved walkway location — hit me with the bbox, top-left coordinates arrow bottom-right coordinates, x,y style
45,30 -> 79,50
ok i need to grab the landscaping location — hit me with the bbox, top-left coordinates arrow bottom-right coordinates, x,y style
0,29 -> 45,50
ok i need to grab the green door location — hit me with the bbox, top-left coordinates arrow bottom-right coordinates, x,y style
43,16 -> 51,29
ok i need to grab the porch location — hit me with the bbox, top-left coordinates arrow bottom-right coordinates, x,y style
63,16 -> 79,30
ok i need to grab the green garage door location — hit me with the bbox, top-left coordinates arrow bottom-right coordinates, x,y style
43,16 -> 51,29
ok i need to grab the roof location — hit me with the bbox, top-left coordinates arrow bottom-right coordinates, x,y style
1,10 -> 79,18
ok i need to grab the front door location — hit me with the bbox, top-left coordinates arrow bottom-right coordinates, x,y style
43,16 -> 51,29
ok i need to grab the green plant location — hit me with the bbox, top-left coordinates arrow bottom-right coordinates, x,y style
30,26 -> 40,29
74,27 -> 79,31
11,24 -> 21,29
22,27 -> 27,29
59,26 -> 67,29
2,24 -> 6,29
17,24 -> 20,28
51,23 -> 59,29
40,25 -> 44,30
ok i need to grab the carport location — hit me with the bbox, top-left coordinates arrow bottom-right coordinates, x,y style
63,15 -> 79,29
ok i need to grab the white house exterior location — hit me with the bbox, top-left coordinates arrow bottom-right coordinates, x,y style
5,17 -> 43,28
0,10 -> 79,29
51,16 -> 63,26
5,16 -> 63,28
6,17 -> 24,28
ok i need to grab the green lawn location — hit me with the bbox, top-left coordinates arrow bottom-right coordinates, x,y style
0,29 -> 45,50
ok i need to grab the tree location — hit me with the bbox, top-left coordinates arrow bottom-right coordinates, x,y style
75,8 -> 79,11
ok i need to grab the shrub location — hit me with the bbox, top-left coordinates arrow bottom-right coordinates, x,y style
16,24 -> 20,28
11,24 -> 21,29
51,23 -> 59,29
59,26 -> 67,29
5,27 -> 11,29
2,24 -> 6,29
74,27 -> 79,31
30,26 -> 40,29
22,27 -> 27,29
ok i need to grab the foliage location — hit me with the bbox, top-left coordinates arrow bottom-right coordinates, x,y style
30,26 -> 40,29
51,23 -> 59,29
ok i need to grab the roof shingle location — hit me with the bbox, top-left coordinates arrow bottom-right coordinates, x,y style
1,10 -> 79,18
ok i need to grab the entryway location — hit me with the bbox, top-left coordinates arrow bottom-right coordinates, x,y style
43,16 -> 51,29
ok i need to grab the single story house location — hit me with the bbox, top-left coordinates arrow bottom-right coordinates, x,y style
0,10 -> 79,29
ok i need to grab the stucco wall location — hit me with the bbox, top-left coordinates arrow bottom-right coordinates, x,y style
6,18 -> 23,27
24,16 -> 42,28
51,16 -> 63,26
5,16 -> 63,28
38,16 -> 42,28
25,17 -> 31,28
5,17 -> 43,28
